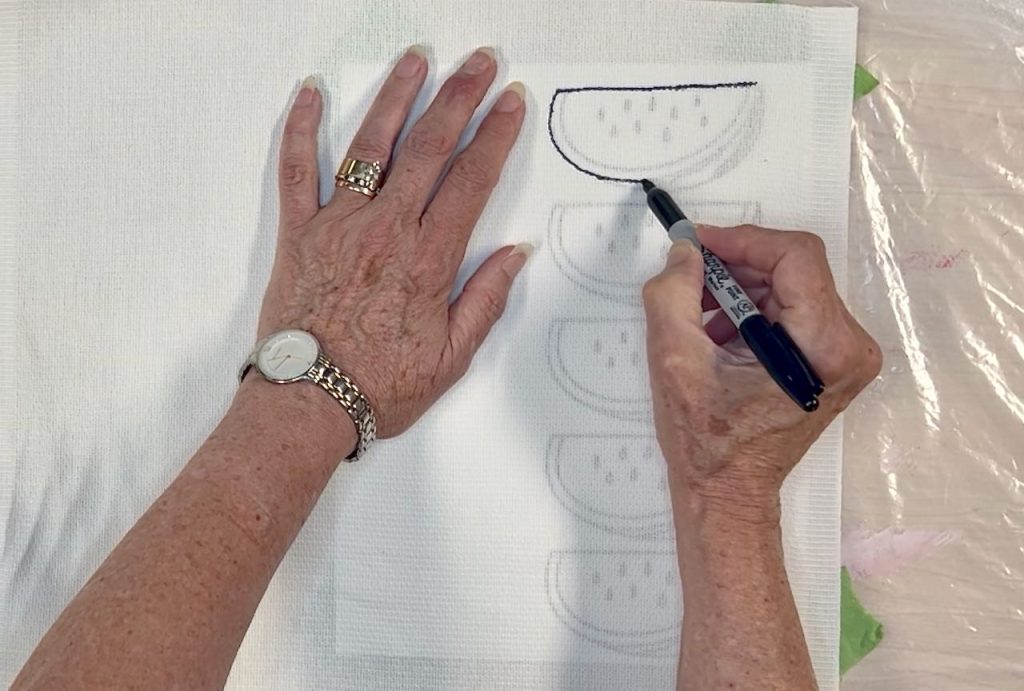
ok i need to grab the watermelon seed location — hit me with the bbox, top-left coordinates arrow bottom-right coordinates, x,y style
648,96 -> 656,111
662,127 -> 671,143
610,124 -> 618,138
607,239 -> 616,254
623,98 -> 632,112
694,95 -> 701,107
620,330 -> 628,344
619,562 -> 627,577
634,119 -> 641,134
670,105 -> 679,120
657,592 -> 667,607
606,355 -> 615,369
597,107 -> 605,122
644,560 -> 652,576
630,584 -> 638,600
593,453 -> 601,469
606,587 -> 614,601
701,114 -> 709,128
593,339 -> 601,354
606,471 -> 615,485
631,350 -> 641,367
643,445 -> 653,458
630,466 -> 638,482
618,445 -> 628,461
593,570 -> 601,585
595,222 -> 603,237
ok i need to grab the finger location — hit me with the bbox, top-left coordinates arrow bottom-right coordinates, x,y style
699,225 -> 878,390
703,287 -> 772,345
696,225 -> 837,307
424,82 -> 526,274
445,243 -> 532,379
385,47 -> 498,212
699,265 -> 770,312
278,76 -> 324,230
642,241 -> 707,337
328,46 -> 428,213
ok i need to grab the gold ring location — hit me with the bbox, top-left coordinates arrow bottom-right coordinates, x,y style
335,158 -> 383,198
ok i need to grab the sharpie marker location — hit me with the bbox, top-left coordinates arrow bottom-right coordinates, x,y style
641,179 -> 825,412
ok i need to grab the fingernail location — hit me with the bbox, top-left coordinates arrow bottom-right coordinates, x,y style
502,242 -> 533,277
460,47 -> 495,75
395,45 -> 426,78
296,75 -> 317,106
494,82 -> 525,112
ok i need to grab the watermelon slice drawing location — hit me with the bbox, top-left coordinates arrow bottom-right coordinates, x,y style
547,318 -> 650,421
548,82 -> 764,186
549,201 -> 762,304
546,550 -> 681,657
546,434 -> 672,540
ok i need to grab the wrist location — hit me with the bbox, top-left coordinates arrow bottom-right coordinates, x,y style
233,375 -> 358,462
673,488 -> 783,580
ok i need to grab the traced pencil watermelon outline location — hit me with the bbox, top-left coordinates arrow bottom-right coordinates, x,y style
549,201 -> 763,304
546,434 -> 673,541
547,318 -> 649,421
546,550 -> 681,657
547,81 -> 761,184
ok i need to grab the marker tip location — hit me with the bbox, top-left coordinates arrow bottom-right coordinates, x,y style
640,178 -> 655,192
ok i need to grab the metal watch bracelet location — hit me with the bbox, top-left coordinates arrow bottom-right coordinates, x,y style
306,354 -> 377,461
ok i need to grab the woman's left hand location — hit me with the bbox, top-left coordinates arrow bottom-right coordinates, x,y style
255,47 -> 529,443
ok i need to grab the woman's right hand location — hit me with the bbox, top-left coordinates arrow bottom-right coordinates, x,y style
642,225 -> 881,521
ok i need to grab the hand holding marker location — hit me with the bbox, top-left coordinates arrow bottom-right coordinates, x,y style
641,179 -> 825,411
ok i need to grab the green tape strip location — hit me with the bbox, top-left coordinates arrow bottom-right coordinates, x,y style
839,567 -> 884,675
760,0 -> 879,99
853,64 -> 880,99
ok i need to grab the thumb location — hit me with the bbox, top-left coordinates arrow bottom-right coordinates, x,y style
642,240 -> 706,334
446,243 -> 531,378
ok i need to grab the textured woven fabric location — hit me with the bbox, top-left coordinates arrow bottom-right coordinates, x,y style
0,1 -> 857,688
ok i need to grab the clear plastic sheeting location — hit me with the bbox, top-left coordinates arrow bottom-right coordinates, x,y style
840,0 -> 1024,687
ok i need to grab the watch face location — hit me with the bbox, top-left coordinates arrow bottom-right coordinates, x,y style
256,329 -> 320,382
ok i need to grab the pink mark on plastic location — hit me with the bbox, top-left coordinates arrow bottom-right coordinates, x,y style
842,527 -> 959,581
902,249 -> 968,271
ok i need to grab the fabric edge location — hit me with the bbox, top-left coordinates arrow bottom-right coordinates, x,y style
805,6 -> 860,690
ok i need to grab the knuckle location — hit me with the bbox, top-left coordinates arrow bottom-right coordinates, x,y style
793,231 -> 827,257
860,333 -> 884,380
404,126 -> 454,159
642,276 -> 665,305
477,286 -> 508,321
485,112 -> 520,140
348,132 -> 392,161
446,155 -> 496,196
441,75 -> 483,109
279,154 -> 313,187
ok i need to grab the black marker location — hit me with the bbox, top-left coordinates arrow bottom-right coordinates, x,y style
641,179 -> 825,412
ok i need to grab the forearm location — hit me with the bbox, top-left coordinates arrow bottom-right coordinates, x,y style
672,480 -> 816,691
13,378 -> 354,690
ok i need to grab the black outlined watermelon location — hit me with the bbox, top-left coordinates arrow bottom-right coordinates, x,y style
546,550 -> 681,656
548,82 -> 763,186
549,201 -> 762,304
547,319 -> 649,421
546,434 -> 672,540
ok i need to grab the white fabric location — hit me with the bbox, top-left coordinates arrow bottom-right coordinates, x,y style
0,1 -> 857,688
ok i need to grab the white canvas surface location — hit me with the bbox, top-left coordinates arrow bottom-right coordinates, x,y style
0,2 -> 857,688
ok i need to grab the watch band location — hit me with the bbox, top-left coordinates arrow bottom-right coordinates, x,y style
306,354 -> 377,461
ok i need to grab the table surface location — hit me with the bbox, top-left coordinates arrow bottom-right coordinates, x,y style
838,0 -> 1024,688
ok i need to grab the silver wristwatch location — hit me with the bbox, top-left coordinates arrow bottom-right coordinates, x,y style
239,329 -> 377,461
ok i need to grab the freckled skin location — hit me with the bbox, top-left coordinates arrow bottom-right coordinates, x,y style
14,49 -> 531,690
644,226 -> 881,690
